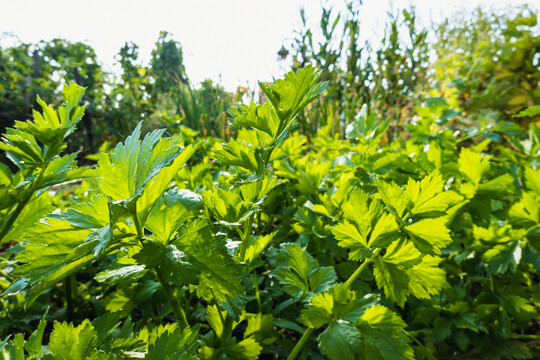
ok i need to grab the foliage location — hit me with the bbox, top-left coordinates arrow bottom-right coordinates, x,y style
0,32 -> 241,158
2,4 -> 537,151
433,7 -> 540,126
280,3 -> 539,142
0,2 -> 540,359
284,3 -> 430,140
0,62 -> 538,359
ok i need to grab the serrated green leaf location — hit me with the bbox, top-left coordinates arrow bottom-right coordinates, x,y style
300,291 -> 335,328
318,322 -> 363,360
54,194 -> 110,229
341,189 -> 371,230
406,172 -> 463,215
97,122 -> 183,203
161,244 -> 199,285
137,142 -> 198,225
334,189 -> 398,260
88,224 -> 113,257
239,174 -> 280,204
407,255 -> 448,299
332,221 -> 370,260
146,324 -> 200,360
146,188 -> 202,243
244,313 -> 276,345
373,240 -> 421,307
509,191 -> 540,226
473,224 -> 524,274
202,188 -> 258,226
383,239 -> 423,267
229,102 -> 280,138
356,305 -> 414,360
484,240 -> 521,275
3,333 -> 25,360
4,218 -> 93,301
524,168 -> 540,195
459,148 -> 490,185
206,304 -> 227,339
219,293 -> 248,322
453,312 -> 487,333
40,153 -> 94,190
301,286 -> 410,360
369,212 -> 400,248
492,340 -> 532,359
95,265 -> 147,287
272,243 -> 337,301
405,217 -> 452,254
24,311 -> 47,356
259,65 -> 327,142
2,192 -> 54,244
406,171 -> 444,209
0,336 -> 9,353
177,225 -> 245,302
503,295 -> 538,322
49,320 -> 98,360
0,128 -> 44,168
10,83 -> 85,150
202,305 -> 261,360
514,104 -> 540,118
373,257 -> 410,307
244,232 -> 275,265
136,226 -> 244,304
376,180 -> 408,217
346,104 -> 389,143
213,139 -> 261,173
478,174 -> 515,194
300,284 -> 375,329
223,338 -> 263,360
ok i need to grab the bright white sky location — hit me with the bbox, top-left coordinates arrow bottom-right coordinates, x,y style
0,0 -> 535,91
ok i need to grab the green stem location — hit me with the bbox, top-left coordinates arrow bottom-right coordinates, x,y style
344,248 -> 381,288
263,143 -> 277,168
511,334 -> 540,341
132,204 -> 148,250
287,327 -> 314,360
0,162 -> 50,242
253,271 -> 262,312
155,270 -> 189,329
132,206 -> 144,239
0,268 -> 14,281
402,210 -> 411,222
287,249 -> 382,359
403,329 -> 437,360
526,224 -> 540,235
239,214 -> 254,262
134,203 -> 188,329
65,274 -> 75,322
456,133 -> 478,144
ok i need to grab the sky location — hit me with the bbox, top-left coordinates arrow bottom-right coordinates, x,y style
0,0 -> 535,91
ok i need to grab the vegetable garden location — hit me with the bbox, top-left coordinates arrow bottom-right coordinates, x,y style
0,3 -> 539,359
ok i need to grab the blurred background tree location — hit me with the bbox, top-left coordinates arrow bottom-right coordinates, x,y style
0,2 -> 538,153
280,2 -> 538,140
432,8 -> 540,127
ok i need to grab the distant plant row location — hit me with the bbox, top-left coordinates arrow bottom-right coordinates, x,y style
1,4 -> 538,155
